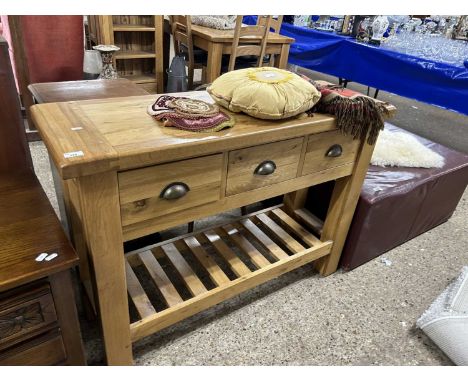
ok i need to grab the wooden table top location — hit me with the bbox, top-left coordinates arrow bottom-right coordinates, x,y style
28,78 -> 149,104
30,91 -> 336,180
0,172 -> 78,291
191,24 -> 295,44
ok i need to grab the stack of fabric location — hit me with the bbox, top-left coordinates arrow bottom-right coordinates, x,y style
147,95 -> 235,132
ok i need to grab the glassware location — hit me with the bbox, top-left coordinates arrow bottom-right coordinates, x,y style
83,50 -> 102,80
382,29 -> 468,67
371,16 -> 389,44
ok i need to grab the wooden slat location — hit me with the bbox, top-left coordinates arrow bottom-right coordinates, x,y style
270,208 -> 322,247
138,250 -> 183,307
255,213 -> 306,253
221,224 -> 270,269
294,208 -> 324,237
124,261 -> 156,318
183,236 -> 230,287
160,243 -> 208,296
123,204 -> 284,257
202,230 -> 251,277
239,218 -> 289,261
130,240 -> 333,342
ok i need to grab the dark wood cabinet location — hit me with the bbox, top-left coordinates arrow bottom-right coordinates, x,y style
0,37 -> 85,365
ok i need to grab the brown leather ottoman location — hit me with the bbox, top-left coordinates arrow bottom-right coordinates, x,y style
306,123 -> 468,271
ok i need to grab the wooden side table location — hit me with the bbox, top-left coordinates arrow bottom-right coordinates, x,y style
190,24 -> 294,82
31,90 -> 390,365
28,78 -> 150,236
28,78 -> 149,104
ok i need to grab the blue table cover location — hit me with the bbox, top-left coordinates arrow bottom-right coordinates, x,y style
244,18 -> 468,115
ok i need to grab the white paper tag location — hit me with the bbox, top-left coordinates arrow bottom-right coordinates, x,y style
64,150 -> 84,158
35,252 -> 49,262
71,127 -> 83,131
45,253 -> 58,261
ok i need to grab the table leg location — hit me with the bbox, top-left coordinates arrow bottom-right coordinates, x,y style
49,270 -> 86,365
50,160 -> 71,236
283,188 -> 309,216
316,140 -> 376,276
206,42 -> 223,82
275,43 -> 290,69
67,178 -> 97,316
76,172 -> 133,365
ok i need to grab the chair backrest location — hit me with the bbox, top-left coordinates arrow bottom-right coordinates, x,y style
258,15 -> 283,33
169,16 -> 194,65
0,37 -> 32,173
169,15 -> 195,88
228,15 -> 272,72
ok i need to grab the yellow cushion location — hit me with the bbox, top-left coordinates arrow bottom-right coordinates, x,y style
207,67 -> 321,120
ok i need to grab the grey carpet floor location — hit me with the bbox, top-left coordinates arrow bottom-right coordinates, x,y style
28,71 -> 468,365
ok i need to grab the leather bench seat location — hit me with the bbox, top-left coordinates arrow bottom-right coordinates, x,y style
306,123 -> 468,270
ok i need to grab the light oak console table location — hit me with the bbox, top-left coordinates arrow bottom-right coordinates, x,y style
31,91 -> 386,365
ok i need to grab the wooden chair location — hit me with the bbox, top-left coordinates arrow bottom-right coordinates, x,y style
257,15 -> 283,66
227,15 -> 272,72
227,15 -> 273,215
257,15 -> 283,33
169,15 -> 207,90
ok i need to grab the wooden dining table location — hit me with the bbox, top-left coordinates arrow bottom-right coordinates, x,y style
190,24 -> 295,82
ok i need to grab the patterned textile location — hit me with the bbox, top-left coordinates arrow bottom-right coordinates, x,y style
190,15 -> 237,30
147,95 -> 235,132
302,77 -> 395,145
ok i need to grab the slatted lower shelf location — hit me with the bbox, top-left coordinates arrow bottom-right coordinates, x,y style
125,205 -> 332,342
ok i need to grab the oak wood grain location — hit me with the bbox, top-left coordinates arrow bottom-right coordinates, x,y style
226,137 -> 303,196
119,154 -> 223,226
191,24 -> 294,44
139,250 -> 184,307
0,174 -> 78,292
182,237 -> 231,286
122,163 -> 355,241
76,172 -> 133,365
31,91 -> 338,179
28,78 -> 148,104
130,240 -> 332,342
302,130 -> 360,176
125,260 -> 157,318
159,244 -> 208,296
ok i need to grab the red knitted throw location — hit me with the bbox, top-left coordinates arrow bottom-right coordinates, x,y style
302,77 -> 395,145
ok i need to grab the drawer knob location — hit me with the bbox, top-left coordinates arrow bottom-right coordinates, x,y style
160,182 -> 190,200
326,144 -> 343,158
254,160 -> 276,176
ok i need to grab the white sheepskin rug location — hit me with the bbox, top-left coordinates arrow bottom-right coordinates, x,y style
371,129 -> 445,168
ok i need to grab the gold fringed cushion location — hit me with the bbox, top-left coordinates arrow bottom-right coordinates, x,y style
207,67 -> 321,120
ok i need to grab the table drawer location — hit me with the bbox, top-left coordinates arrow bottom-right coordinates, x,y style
0,284 -> 57,349
119,154 -> 223,227
0,330 -> 66,365
226,137 -> 303,196
301,130 -> 360,176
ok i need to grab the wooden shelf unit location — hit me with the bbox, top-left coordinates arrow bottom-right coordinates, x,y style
113,25 -> 156,32
87,15 -> 165,93
124,204 -> 331,341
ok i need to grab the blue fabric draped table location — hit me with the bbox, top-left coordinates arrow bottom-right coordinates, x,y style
244,18 -> 468,115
